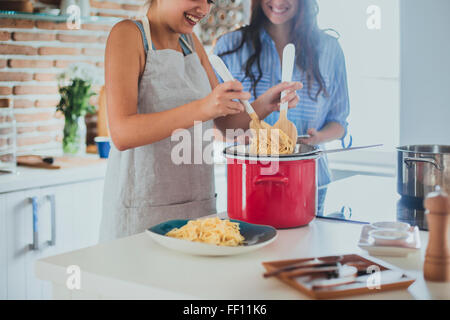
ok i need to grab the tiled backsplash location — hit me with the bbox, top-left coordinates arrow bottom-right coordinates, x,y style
0,0 -> 146,155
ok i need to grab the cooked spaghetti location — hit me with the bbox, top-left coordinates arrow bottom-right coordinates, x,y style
249,121 -> 295,155
165,217 -> 245,246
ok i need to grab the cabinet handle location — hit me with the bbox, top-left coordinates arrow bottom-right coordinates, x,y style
29,196 -> 39,251
28,195 -> 56,250
46,194 -> 56,246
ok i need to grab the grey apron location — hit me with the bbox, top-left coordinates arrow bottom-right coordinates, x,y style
99,16 -> 216,242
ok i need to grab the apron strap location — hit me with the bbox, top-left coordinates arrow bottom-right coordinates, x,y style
179,34 -> 194,54
140,15 -> 193,55
140,15 -> 153,51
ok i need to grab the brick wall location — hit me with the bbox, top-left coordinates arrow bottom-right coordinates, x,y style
0,0 -> 146,155
0,0 -> 247,155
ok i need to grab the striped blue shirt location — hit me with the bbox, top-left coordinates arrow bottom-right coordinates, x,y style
213,28 -> 350,187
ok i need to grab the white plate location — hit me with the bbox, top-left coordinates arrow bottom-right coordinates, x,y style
146,218 -> 278,256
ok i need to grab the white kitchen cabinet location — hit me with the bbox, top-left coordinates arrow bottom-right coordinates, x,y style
0,195 -> 6,299
5,188 -> 41,299
69,179 -> 104,249
214,164 -> 227,214
40,180 -> 104,298
2,178 -> 104,300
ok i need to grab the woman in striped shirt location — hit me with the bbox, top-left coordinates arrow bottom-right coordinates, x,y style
214,0 -> 350,213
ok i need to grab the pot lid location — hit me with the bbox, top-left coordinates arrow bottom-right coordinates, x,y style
223,143 -> 321,161
397,145 -> 450,154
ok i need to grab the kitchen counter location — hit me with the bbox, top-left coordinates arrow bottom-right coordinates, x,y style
0,156 -> 108,194
35,214 -> 450,300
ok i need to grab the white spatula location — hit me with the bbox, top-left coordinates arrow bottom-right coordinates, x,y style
208,55 -> 260,125
273,43 -> 298,143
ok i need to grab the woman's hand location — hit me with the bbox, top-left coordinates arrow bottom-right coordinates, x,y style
202,80 -> 250,119
253,81 -> 303,116
299,123 -> 346,146
299,128 -> 323,145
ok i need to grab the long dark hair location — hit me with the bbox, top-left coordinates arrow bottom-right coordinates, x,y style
219,0 -> 328,101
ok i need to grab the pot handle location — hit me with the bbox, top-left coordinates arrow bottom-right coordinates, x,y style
404,157 -> 443,171
254,175 -> 289,185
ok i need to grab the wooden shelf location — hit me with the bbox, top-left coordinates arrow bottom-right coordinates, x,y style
0,10 -> 121,24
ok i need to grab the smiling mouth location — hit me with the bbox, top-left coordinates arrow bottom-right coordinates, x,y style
268,5 -> 290,15
184,13 -> 202,25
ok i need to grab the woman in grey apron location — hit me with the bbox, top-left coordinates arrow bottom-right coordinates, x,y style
100,1 -> 302,242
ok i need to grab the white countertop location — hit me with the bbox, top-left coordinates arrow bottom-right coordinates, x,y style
35,215 -> 450,300
0,156 -> 108,194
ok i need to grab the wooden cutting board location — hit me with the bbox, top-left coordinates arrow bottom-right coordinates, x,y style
38,0 -> 61,5
0,1 -> 34,12
17,155 -> 105,169
262,254 -> 415,299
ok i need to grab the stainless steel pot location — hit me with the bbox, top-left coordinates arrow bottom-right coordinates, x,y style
397,145 -> 450,199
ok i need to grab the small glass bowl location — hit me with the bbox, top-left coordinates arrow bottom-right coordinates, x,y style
368,229 -> 410,246
370,221 -> 411,232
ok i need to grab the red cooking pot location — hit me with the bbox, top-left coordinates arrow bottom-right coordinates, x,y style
224,143 -> 382,229
224,144 -> 320,229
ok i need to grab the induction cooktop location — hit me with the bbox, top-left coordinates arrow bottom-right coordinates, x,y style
316,175 -> 428,231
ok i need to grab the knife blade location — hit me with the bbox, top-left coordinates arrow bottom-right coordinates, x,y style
263,261 -> 339,278
309,270 -> 405,289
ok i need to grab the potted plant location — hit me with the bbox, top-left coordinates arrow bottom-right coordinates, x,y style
56,63 -> 102,155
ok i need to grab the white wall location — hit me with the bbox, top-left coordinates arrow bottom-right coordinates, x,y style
400,0 -> 450,146
317,0 -> 400,168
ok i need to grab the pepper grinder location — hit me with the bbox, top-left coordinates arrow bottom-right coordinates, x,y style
423,187 -> 450,282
